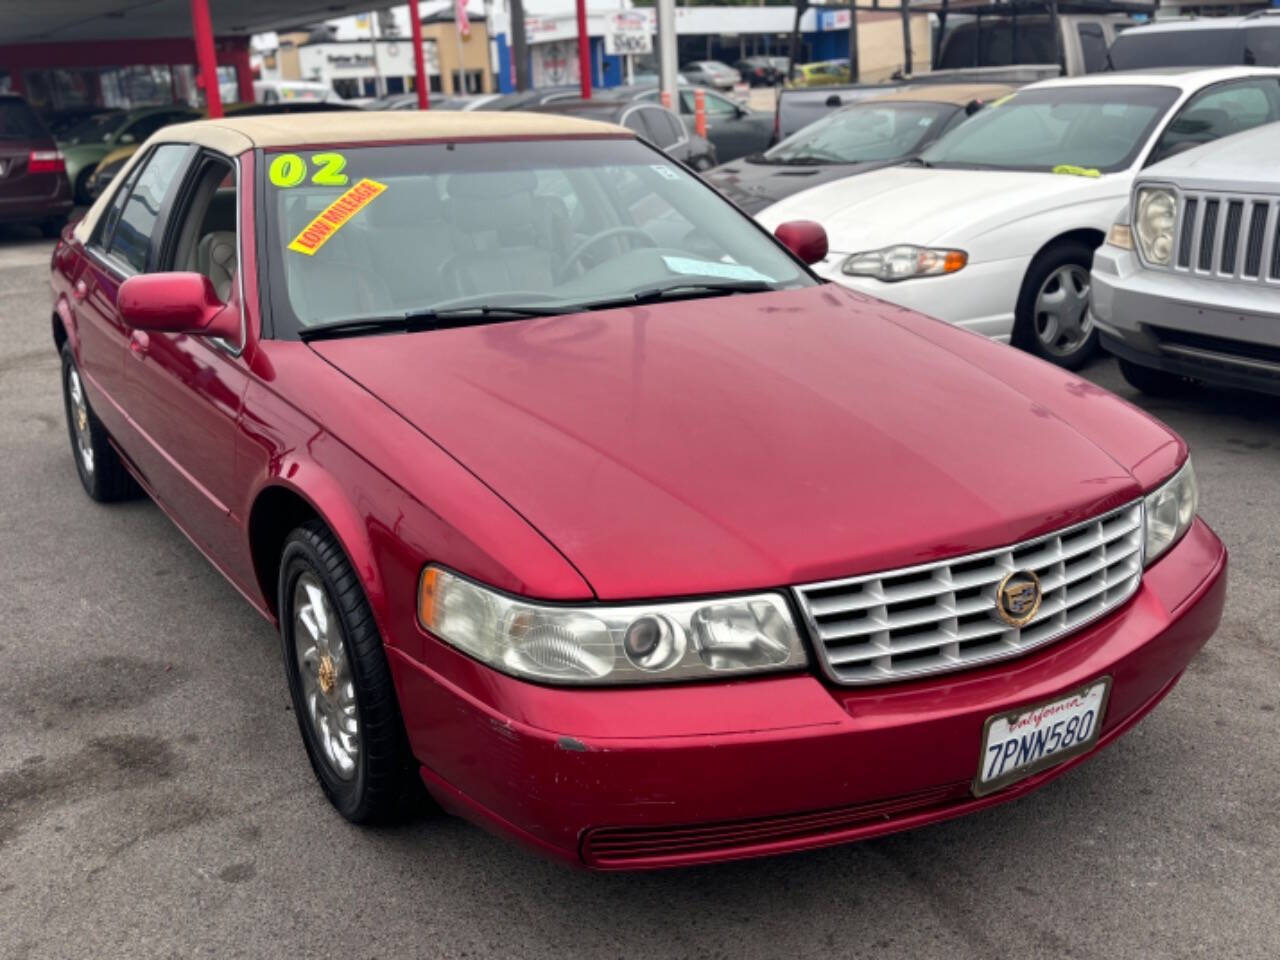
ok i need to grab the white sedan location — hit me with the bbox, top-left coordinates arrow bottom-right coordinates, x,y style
757,67 -> 1280,368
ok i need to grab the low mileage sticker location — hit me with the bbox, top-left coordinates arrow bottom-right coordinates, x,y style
286,178 -> 387,256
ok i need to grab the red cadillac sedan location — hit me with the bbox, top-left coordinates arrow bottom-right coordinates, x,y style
49,112 -> 1225,869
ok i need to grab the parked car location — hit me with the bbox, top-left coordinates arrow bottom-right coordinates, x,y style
789,60 -> 851,88
1092,121 -> 1280,397
253,80 -> 343,104
627,85 -> 774,162
58,104 -> 200,202
757,67 -> 1280,369
84,101 -> 364,200
531,98 -> 717,169
735,56 -> 788,87
935,11 -> 1137,74
707,83 -> 1013,214
44,106 -> 123,140
0,93 -> 73,235
365,92 -> 496,111
681,60 -> 742,90
50,109 -> 1224,869
1108,13 -> 1280,71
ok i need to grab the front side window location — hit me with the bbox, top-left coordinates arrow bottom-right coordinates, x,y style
107,143 -> 189,272
764,101 -> 957,165
1147,78 -> 1280,166
1244,27 -> 1280,65
921,84 -> 1179,173
261,138 -> 811,335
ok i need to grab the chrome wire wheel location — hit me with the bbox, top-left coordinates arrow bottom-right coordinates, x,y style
293,572 -> 360,781
66,367 -> 94,476
1033,264 -> 1093,358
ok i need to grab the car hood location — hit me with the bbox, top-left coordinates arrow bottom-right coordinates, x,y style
705,158 -> 892,215
313,285 -> 1159,600
757,165 -> 1129,254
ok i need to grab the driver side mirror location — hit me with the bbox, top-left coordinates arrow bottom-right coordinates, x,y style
774,220 -> 828,265
117,272 -> 239,338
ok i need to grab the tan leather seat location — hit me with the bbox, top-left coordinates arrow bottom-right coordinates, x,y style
196,230 -> 237,302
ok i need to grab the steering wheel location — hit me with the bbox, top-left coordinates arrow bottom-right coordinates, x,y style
558,226 -> 655,281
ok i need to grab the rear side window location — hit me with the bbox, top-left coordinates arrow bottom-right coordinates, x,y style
106,143 -> 189,272
1078,23 -> 1109,74
1108,29 -> 1244,70
0,98 -> 47,139
937,21 -> 1057,69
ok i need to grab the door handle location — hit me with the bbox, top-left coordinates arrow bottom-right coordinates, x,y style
73,279 -> 88,302
129,330 -> 150,359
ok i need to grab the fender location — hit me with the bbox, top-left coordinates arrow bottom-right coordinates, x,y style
54,294 -> 79,356
247,455 -> 391,637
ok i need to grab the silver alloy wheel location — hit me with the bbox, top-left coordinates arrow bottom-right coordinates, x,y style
66,367 -> 94,475
293,572 -> 360,781
1033,264 -> 1093,357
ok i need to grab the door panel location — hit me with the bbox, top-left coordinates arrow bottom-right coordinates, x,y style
72,254 -> 131,438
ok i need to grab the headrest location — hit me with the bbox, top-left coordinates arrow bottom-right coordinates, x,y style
444,170 -> 538,199
203,189 -> 237,233
367,180 -> 443,227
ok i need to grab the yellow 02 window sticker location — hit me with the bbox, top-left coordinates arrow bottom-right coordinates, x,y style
287,178 -> 388,256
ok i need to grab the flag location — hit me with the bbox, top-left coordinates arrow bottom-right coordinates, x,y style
455,0 -> 470,38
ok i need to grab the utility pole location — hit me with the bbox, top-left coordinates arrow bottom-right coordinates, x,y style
848,3 -> 859,82
655,0 -> 678,105
510,0 -> 530,91
899,0 -> 913,76
788,0 -> 809,83
367,11 -> 386,98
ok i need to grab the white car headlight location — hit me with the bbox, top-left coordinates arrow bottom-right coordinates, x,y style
842,244 -> 967,282
1144,459 -> 1198,566
1134,187 -> 1177,266
418,567 -> 808,685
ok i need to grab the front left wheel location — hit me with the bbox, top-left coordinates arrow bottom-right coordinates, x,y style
278,520 -> 424,824
1014,240 -> 1100,370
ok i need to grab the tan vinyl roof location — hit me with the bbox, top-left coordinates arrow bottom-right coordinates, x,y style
156,109 -> 630,153
861,83 -> 1017,107
72,110 -> 631,243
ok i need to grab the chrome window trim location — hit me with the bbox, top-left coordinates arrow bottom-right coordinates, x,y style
210,150 -> 248,358
793,500 -> 1146,686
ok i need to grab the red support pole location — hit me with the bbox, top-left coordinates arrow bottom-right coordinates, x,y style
189,0 -> 222,117
230,41 -> 254,103
576,0 -> 591,99
408,0 -> 431,109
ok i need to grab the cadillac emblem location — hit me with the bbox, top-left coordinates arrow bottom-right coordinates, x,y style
995,570 -> 1043,627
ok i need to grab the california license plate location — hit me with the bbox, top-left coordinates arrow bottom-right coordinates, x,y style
974,678 -> 1111,797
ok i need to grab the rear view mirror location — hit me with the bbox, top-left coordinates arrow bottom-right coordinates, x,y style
774,220 -> 829,265
117,272 -> 239,338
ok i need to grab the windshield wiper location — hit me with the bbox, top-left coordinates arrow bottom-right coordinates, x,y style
567,280 -> 777,313
902,156 -> 933,168
298,304 -> 564,342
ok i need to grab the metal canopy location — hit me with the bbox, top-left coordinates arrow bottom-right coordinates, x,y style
909,0 -> 1155,14
0,0 -> 390,44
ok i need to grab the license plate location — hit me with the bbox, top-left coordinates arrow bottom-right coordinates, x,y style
974,678 -> 1111,797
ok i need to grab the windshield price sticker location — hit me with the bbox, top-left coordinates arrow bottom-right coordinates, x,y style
662,255 -> 774,284
650,164 -> 680,181
269,151 -> 350,188
287,178 -> 387,256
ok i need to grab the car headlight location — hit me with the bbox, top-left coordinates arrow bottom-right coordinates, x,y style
1134,187 -> 1177,266
1144,459 -> 1198,566
418,567 -> 808,685
842,245 -> 967,282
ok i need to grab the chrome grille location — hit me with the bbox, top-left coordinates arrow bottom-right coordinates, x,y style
1164,188 -> 1280,284
793,503 -> 1144,685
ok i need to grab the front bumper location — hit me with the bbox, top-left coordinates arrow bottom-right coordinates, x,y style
813,254 -> 1028,341
1092,243 -> 1280,395
389,519 -> 1226,869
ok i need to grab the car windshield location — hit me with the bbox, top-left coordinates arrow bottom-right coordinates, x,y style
262,138 -> 813,335
60,111 -> 126,145
1108,29 -> 1244,70
919,84 -> 1179,173
763,101 -> 956,164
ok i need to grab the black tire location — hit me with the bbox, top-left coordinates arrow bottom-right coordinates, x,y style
60,343 -> 142,502
1119,358 -> 1195,398
278,520 -> 424,824
73,168 -> 94,205
1013,239 -> 1100,371
41,216 -> 67,238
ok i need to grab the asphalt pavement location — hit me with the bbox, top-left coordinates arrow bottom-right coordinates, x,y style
1,224 -> 1277,960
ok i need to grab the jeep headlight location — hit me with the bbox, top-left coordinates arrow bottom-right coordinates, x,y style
1144,459 -> 1198,566
1134,187 -> 1177,266
418,567 -> 807,685
842,245 -> 967,282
